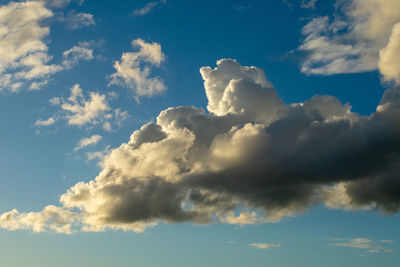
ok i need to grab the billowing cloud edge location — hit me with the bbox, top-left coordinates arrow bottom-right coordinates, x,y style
2,58 -> 400,234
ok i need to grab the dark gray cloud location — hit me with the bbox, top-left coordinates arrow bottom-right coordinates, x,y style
2,59 -> 400,233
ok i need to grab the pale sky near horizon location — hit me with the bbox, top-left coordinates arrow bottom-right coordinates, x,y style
0,0 -> 400,266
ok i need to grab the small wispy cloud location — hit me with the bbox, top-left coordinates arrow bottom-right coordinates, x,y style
35,117 -> 57,127
74,135 -> 102,151
330,238 -> 395,254
65,10 -> 96,30
301,0 -> 318,9
132,0 -> 166,17
249,243 -> 280,250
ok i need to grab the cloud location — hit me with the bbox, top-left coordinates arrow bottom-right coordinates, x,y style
298,0 -> 400,82
109,38 -> 166,100
34,116 -> 57,127
249,243 -> 280,249
379,22 -> 400,85
0,206 -> 77,234
65,10 -> 95,30
62,84 -> 110,126
3,59 -> 400,233
74,135 -> 102,151
36,84 -> 128,130
132,0 -> 166,17
331,238 -> 394,254
38,0 -> 71,8
301,0 -> 317,9
62,42 -> 94,68
0,1 -> 95,92
0,1 -> 58,92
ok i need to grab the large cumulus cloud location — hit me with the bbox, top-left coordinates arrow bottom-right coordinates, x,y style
2,59 -> 400,233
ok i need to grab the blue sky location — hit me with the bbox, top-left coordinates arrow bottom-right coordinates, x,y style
0,0 -> 400,266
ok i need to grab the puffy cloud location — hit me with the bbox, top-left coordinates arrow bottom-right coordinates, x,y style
132,0 -> 166,17
62,42 -> 94,68
249,243 -> 280,249
74,134 -> 102,151
34,116 -> 57,127
299,0 -> 400,81
36,84 -> 128,130
62,84 -> 110,126
65,10 -> 95,30
0,1 -> 57,91
0,1 -> 94,92
0,206 -> 78,234
379,22 -> 400,84
109,38 -> 166,100
3,59 -> 400,233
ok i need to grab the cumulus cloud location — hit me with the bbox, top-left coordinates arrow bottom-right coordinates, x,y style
0,1 -> 58,92
379,22 -> 400,85
132,0 -> 166,17
0,206 -> 78,234
299,0 -> 400,83
109,38 -> 166,100
36,84 -> 128,130
249,243 -> 280,249
3,59 -> 400,233
62,42 -> 94,68
0,1 -> 94,92
74,135 -> 102,151
65,10 -> 95,30
34,116 -> 57,127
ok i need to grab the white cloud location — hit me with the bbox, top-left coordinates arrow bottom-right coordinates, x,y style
132,0 -> 166,17
249,243 -> 280,249
0,1 -> 58,92
379,22 -> 400,85
36,84 -> 128,130
74,135 -> 102,151
65,10 -> 95,30
299,0 -> 400,82
0,206 -> 77,234
4,59 -> 400,233
61,84 -> 110,126
49,96 -> 61,105
0,1 -> 95,92
34,116 -> 57,127
331,238 -> 395,254
62,42 -> 94,68
109,38 -> 166,100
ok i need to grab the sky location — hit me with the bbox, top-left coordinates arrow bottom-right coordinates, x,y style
0,0 -> 400,266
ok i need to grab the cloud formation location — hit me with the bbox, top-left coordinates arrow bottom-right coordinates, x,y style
0,1 -> 94,92
109,38 -> 166,100
331,238 -> 395,254
74,135 -> 102,151
62,42 -> 94,68
65,10 -> 95,30
3,59 -> 400,233
301,0 -> 317,9
299,0 -> 400,84
132,0 -> 166,17
35,84 -> 128,131
249,243 -> 280,249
